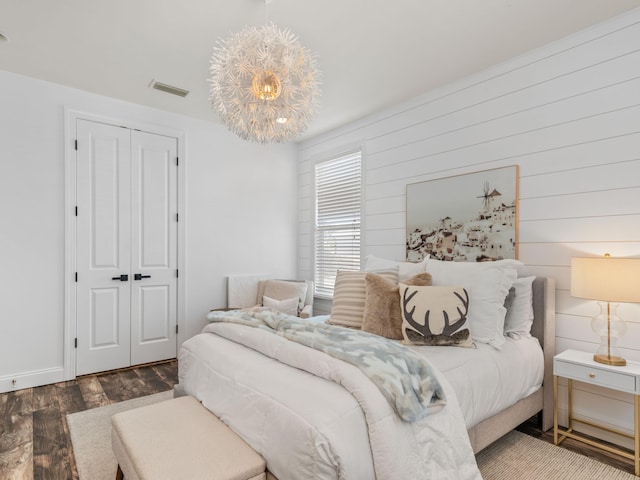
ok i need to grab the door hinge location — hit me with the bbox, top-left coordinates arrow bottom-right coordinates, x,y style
176,157 -> 179,166
176,213 -> 179,222
175,324 -> 179,334
75,272 -> 78,282
75,206 -> 78,216
74,139 -> 78,150
176,269 -> 179,278
74,338 -> 78,348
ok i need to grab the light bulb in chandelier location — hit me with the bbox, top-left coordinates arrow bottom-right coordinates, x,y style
252,71 -> 282,101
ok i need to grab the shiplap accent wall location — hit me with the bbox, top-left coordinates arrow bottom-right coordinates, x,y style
297,9 -> 640,447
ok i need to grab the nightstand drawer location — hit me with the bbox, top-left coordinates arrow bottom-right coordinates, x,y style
555,361 -> 636,392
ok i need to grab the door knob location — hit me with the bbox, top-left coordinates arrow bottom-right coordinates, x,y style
134,273 -> 151,281
111,274 -> 129,281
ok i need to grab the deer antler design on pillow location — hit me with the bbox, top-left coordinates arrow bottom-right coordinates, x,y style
400,286 -> 472,347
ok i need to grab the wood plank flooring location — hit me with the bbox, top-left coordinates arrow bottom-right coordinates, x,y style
1,360 -> 635,478
0,360 -> 177,480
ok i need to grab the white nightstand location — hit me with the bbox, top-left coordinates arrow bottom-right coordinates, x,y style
554,349 -> 640,476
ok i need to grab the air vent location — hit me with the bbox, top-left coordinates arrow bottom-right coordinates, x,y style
149,79 -> 189,97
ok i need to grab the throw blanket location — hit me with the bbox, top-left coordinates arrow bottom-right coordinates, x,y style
207,308 -> 445,422
202,309 -> 481,479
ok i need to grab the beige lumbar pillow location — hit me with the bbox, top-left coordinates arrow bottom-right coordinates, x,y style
361,272 -> 432,339
328,269 -> 398,329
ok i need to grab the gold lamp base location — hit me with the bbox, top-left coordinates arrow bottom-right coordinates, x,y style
594,354 -> 626,366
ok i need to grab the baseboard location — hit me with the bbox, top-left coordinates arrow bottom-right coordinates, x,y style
0,367 -> 65,393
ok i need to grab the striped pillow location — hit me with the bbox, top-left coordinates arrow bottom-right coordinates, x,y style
328,269 -> 398,329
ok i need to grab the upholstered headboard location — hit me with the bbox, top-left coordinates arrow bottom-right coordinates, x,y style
531,276 -> 556,432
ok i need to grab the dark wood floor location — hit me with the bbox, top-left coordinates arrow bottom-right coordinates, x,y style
1,360 -> 635,479
0,360 -> 177,480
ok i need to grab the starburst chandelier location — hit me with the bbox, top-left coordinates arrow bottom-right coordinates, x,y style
208,3 -> 321,144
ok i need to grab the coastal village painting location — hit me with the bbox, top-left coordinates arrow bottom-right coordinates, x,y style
406,166 -> 518,262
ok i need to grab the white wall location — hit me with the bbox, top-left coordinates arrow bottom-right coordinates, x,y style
0,70 -> 298,391
297,9 -> 640,447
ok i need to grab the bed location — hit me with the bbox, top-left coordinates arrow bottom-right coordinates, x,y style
176,268 -> 555,479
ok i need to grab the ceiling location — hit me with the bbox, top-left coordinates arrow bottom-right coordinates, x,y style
2,0 -> 640,141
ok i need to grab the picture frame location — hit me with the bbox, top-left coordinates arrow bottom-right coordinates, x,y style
406,165 -> 518,262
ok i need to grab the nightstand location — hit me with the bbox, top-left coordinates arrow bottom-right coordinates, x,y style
554,349 -> 640,475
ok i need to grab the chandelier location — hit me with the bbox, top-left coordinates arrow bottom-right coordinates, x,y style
208,12 -> 321,144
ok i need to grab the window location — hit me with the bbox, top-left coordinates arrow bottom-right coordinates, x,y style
314,150 -> 362,297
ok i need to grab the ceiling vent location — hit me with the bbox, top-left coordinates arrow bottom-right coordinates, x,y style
149,80 -> 189,97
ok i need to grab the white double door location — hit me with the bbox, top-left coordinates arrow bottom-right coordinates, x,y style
75,119 -> 178,375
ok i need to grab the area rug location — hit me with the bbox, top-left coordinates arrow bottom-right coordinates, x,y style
69,394 -> 635,480
476,430 -> 636,479
67,390 -> 173,480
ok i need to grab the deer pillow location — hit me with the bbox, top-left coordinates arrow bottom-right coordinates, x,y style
399,284 -> 474,348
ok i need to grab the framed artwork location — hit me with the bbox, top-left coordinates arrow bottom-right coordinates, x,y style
406,165 -> 518,262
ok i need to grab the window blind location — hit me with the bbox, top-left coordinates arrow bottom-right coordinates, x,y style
314,151 -> 362,297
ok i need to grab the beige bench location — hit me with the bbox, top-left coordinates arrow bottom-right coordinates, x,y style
111,396 -> 266,480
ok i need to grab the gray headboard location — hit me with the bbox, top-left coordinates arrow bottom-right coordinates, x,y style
531,276 -> 556,431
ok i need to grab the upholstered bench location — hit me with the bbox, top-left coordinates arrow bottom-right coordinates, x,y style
111,395 -> 266,480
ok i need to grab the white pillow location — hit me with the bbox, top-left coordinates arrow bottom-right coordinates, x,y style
425,258 -> 520,348
364,254 -> 429,282
263,295 -> 299,317
496,258 -> 530,278
263,280 -> 308,313
328,269 -> 398,329
504,276 -> 536,338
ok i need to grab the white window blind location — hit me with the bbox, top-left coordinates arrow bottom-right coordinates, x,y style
314,151 -> 362,297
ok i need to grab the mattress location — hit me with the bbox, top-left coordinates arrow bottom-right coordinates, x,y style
407,336 -> 544,428
179,329 -> 376,479
301,315 -> 544,429
178,320 -> 542,479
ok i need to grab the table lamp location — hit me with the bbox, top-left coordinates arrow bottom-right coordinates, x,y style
570,255 -> 640,366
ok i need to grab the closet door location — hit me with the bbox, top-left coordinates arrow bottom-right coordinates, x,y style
76,120 -> 132,375
75,120 -> 178,376
130,131 -> 178,365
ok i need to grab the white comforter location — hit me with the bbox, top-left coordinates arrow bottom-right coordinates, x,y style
179,321 -> 481,480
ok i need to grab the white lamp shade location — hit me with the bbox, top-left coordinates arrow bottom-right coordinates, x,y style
571,257 -> 640,303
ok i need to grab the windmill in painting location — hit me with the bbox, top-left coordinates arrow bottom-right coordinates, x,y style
406,166 -> 518,262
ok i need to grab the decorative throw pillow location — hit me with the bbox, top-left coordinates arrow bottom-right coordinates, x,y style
399,284 -> 474,347
262,295 -> 299,317
504,276 -> 536,338
425,258 -> 519,349
263,280 -> 308,314
361,272 -> 433,339
328,269 -> 398,329
364,254 -> 429,282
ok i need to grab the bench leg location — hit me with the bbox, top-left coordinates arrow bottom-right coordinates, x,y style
116,464 -> 124,480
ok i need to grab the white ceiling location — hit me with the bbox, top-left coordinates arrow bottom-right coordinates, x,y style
2,0 -> 640,141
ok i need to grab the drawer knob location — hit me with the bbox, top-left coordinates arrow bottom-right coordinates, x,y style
589,373 -> 596,378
